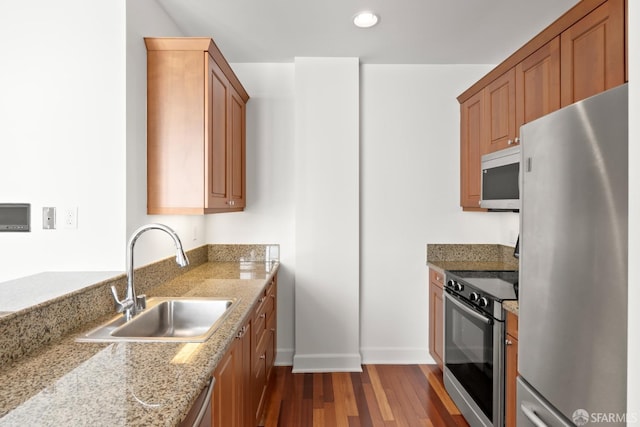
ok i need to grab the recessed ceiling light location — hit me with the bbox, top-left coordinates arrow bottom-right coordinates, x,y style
353,11 -> 379,28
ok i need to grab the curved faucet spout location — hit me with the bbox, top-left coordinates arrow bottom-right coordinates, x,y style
112,223 -> 190,320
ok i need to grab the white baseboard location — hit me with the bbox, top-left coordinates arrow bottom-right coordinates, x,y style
275,348 -> 294,366
360,347 -> 432,364
292,353 -> 363,373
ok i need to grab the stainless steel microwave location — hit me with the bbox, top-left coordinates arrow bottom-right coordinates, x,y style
480,146 -> 520,211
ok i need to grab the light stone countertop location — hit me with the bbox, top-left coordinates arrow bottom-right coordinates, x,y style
502,300 -> 519,315
0,261 -> 278,427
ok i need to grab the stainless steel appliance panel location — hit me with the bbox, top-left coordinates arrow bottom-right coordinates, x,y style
443,288 -> 505,427
480,145 -> 521,210
519,84 -> 627,422
517,378 -> 572,427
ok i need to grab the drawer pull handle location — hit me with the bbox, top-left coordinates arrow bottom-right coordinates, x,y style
260,355 -> 266,360
260,313 -> 266,319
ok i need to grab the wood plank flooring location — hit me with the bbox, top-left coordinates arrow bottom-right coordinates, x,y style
260,365 -> 469,427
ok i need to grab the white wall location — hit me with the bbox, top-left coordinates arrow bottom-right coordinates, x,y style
0,1 -> 127,282
205,63 -> 296,365
125,0 -> 207,266
360,64 -> 515,362
627,0 -> 639,417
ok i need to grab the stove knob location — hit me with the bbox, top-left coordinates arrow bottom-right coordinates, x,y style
446,279 -> 456,288
478,297 -> 489,308
454,282 -> 464,292
469,292 -> 479,302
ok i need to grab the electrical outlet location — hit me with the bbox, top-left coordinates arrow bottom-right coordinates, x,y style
63,207 -> 78,229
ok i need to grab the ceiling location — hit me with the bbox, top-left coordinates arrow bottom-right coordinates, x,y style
156,0 -> 579,64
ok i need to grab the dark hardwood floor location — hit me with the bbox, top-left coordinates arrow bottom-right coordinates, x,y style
260,365 -> 469,427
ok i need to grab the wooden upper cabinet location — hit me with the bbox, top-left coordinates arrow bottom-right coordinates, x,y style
560,0 -> 625,106
515,37 -> 561,130
484,68 -> 516,153
145,38 -> 249,215
460,91 -> 485,210
457,0 -> 627,212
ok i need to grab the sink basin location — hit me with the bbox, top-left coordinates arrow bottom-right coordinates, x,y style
77,297 -> 236,343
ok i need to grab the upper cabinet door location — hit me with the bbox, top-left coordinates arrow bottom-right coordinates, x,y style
228,87 -> 246,209
515,37 -> 561,130
484,68 -> 516,154
206,55 -> 230,210
560,0 -> 625,107
460,91 -> 485,210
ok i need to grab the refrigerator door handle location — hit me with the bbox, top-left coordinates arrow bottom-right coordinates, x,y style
521,403 -> 550,427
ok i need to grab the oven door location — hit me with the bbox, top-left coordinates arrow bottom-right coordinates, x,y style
443,291 -> 502,427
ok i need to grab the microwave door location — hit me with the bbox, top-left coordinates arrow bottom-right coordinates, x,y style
480,163 -> 520,210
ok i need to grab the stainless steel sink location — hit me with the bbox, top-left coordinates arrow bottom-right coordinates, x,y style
77,297 -> 236,343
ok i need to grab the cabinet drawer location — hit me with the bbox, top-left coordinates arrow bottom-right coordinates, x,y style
506,310 -> 518,340
429,268 -> 445,288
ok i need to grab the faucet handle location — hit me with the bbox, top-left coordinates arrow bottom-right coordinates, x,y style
136,294 -> 147,311
110,285 -> 133,313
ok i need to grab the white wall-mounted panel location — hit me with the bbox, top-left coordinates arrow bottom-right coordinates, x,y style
293,57 -> 361,372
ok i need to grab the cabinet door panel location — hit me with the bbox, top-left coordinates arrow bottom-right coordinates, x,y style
505,334 -> 518,427
206,55 -> 229,209
505,311 -> 518,427
428,278 -> 444,370
560,0 -> 625,106
460,91 -> 485,210
515,37 -> 561,130
229,89 -> 246,208
212,347 -> 236,427
485,68 -> 516,153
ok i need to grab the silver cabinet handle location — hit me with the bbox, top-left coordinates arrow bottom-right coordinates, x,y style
508,139 -> 514,145
505,339 -> 513,345
514,137 -> 520,144
521,404 -> 550,427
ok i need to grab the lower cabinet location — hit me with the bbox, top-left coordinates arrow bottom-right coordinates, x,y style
211,273 -> 277,427
253,275 -> 277,425
212,327 -> 244,427
428,268 -> 444,370
505,310 -> 519,427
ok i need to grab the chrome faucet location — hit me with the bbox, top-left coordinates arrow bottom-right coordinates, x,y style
111,223 -> 189,320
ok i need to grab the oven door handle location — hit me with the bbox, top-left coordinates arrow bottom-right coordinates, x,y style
445,292 -> 493,325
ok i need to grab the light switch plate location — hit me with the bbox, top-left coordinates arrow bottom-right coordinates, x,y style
43,207 -> 56,229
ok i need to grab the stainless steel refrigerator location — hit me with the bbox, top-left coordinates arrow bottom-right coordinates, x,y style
517,84 -> 628,426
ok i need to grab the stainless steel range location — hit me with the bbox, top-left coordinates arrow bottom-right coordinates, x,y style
443,270 -> 518,427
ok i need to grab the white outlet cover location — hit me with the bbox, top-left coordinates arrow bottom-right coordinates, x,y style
63,207 -> 78,229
